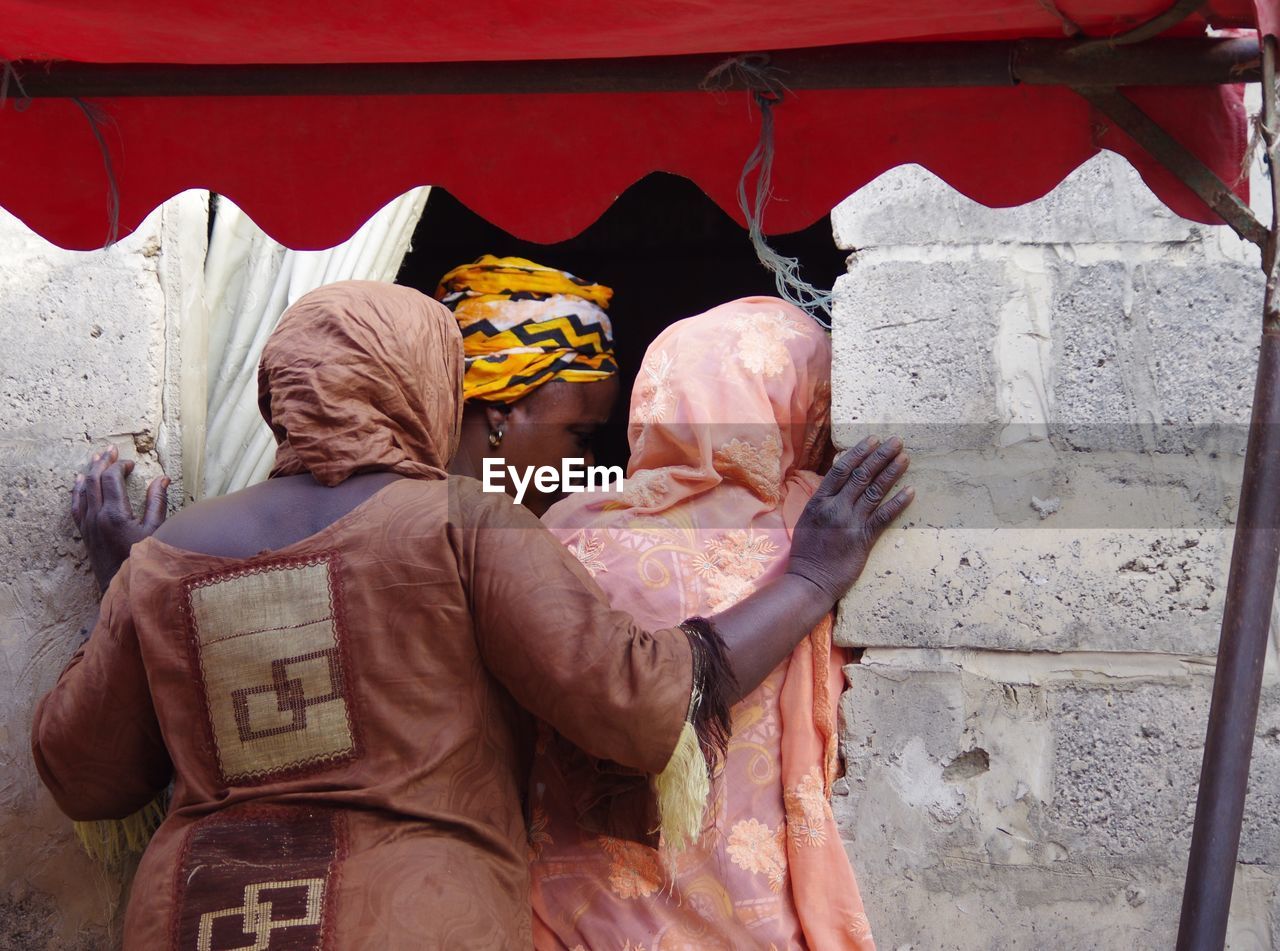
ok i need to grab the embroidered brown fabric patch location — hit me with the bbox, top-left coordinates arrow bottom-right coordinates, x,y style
174,807 -> 345,951
184,554 -> 357,785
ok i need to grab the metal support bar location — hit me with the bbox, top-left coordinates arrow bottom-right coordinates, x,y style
1175,33 -> 1280,951
1174,339 -> 1280,951
1,37 -> 1260,99
1265,37 -> 1280,333
1074,86 -> 1267,248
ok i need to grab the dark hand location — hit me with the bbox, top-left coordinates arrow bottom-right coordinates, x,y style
786,435 -> 913,602
71,444 -> 169,593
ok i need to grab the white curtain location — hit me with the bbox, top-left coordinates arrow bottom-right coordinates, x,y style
200,188 -> 430,497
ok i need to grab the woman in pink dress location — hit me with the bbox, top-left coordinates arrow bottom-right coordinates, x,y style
530,297 -> 893,950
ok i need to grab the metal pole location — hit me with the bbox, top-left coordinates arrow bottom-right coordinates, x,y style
1175,34 -> 1280,951
2,37 -> 1261,99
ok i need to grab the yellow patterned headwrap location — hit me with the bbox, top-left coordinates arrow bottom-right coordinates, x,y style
435,255 -> 617,404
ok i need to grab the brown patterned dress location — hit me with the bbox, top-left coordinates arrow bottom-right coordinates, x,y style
33,478 -> 695,949
31,282 -> 699,950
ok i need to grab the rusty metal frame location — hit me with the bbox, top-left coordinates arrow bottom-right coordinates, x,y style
2,37 -> 1260,98
1173,34 -> 1280,951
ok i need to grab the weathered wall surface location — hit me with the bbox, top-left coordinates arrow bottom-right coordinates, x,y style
0,203 -> 196,950
829,152 -> 1279,950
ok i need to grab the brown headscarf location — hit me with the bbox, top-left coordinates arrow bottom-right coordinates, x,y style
258,280 -> 464,486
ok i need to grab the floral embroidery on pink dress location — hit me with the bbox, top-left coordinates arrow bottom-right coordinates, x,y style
570,531 -> 609,577
600,836 -> 664,899
726,818 -> 788,893
634,349 -> 676,424
713,434 -> 784,505
622,469 -> 670,509
848,913 -> 874,941
694,530 -> 780,610
731,310 -> 805,378
705,531 -> 778,577
783,769 -> 830,848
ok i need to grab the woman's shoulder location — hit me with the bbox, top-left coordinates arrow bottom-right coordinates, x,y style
445,475 -> 545,531
355,475 -> 458,528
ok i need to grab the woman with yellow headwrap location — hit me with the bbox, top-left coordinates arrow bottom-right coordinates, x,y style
437,255 -> 622,515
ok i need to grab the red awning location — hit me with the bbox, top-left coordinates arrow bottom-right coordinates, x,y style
0,2 -> 1273,250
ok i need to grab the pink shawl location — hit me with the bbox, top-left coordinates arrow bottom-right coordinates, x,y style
530,297 -> 874,950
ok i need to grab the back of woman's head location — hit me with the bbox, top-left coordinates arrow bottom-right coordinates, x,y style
624,297 -> 832,509
258,281 -> 465,486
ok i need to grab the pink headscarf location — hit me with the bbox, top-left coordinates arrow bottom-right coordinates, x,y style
532,298 -> 874,950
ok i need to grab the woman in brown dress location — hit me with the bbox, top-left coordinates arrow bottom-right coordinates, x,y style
33,281 -> 910,949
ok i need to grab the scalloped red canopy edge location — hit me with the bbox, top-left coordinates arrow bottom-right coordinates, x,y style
0,1 -> 1270,250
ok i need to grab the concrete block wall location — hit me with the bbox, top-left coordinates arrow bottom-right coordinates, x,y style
0,202 -> 199,949
829,153 -> 1279,950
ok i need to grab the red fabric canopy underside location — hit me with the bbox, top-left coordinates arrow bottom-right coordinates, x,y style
1,1 -> 1261,64
0,1 -> 1267,250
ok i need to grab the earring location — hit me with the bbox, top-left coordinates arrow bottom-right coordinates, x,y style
488,427 -> 505,449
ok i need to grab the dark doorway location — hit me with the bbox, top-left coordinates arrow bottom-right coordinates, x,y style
396,172 -> 845,469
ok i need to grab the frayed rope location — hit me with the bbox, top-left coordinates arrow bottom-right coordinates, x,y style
1239,67 -> 1280,189
1,60 -> 120,248
71,97 -> 121,248
1235,105 -> 1272,188
1,59 -> 32,112
701,55 -> 833,328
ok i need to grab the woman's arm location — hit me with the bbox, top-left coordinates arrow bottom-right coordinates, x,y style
458,434 -> 911,773
31,563 -> 172,820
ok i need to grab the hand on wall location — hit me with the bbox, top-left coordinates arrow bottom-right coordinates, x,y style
71,445 -> 168,593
